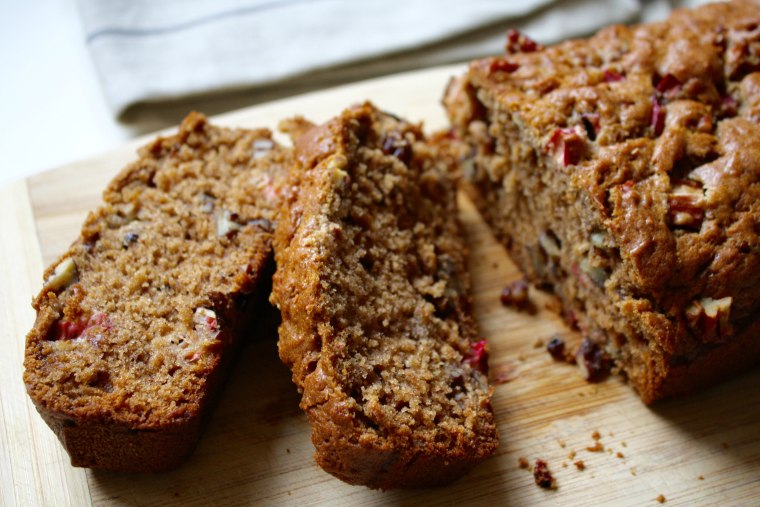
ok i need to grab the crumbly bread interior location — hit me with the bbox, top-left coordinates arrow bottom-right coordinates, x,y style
274,104 -> 497,486
25,113 -> 288,429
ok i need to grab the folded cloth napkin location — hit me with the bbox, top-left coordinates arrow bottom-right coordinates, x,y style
78,0 -> 642,116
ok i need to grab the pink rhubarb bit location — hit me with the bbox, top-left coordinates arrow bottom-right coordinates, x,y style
545,128 -> 585,166
651,97 -> 666,137
53,318 -> 87,341
720,94 -> 738,117
655,73 -> 682,94
186,351 -> 203,363
505,29 -> 541,53
465,340 -> 489,373
488,58 -> 520,75
51,312 -> 110,341
603,70 -> 625,83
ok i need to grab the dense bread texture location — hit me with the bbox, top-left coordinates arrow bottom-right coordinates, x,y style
271,103 -> 498,488
23,113 -> 289,471
445,0 -> 760,404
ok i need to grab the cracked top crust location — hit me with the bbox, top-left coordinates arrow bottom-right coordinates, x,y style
452,1 -> 760,346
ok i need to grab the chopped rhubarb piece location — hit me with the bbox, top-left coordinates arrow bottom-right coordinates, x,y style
655,73 -> 682,94
465,340 -> 489,373
545,128 -> 585,166
603,70 -> 625,83
50,312 -> 111,341
53,318 -> 88,341
720,94 -> 738,117
505,29 -> 541,53
193,307 -> 220,339
651,97 -> 666,137
488,58 -> 520,75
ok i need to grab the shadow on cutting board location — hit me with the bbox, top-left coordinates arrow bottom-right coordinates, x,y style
88,302 -> 309,505
650,366 -> 760,460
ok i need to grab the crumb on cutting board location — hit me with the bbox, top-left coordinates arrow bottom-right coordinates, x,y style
533,459 -> 557,490
586,442 -> 604,452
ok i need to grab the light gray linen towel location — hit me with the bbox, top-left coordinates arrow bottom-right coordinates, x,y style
78,0 -> 642,115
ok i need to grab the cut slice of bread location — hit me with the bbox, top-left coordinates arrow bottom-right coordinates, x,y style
23,112 -> 290,472
272,103 -> 498,489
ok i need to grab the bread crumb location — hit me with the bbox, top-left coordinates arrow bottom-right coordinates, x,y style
621,441 -> 627,448
568,450 -> 576,460
574,460 -> 586,471
558,440 -> 566,448
533,338 -> 544,349
586,442 -> 604,452
518,456 -> 530,469
609,431 -> 614,437
656,494 -> 666,503
591,430 -> 601,441
630,467 -> 637,476
518,352 -> 526,362
698,475 -> 704,480
562,461 -> 568,468
616,452 -> 624,459
286,448 -> 291,454
533,459 -> 557,490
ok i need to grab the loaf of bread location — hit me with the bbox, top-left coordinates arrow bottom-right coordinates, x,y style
23,112 -> 290,471
271,103 -> 498,488
445,0 -> 760,403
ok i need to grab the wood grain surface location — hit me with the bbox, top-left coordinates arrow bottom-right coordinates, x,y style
3,64 -> 759,506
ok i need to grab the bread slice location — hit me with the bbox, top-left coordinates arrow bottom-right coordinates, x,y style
271,103 -> 498,489
23,112 -> 290,471
444,0 -> 760,403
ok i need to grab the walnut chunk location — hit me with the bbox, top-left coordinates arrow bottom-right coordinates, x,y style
44,257 -> 78,292
668,180 -> 704,230
685,296 -> 732,342
252,138 -> 274,159
216,209 -> 243,238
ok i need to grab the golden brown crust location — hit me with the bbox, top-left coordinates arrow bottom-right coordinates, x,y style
271,103 -> 498,488
446,1 -> 760,403
23,112 -> 288,471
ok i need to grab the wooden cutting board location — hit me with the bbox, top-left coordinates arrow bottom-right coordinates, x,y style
2,64 -> 759,507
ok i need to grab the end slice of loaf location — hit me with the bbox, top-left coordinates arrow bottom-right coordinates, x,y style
23,112 -> 290,472
445,0 -> 760,403
271,103 -> 498,489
